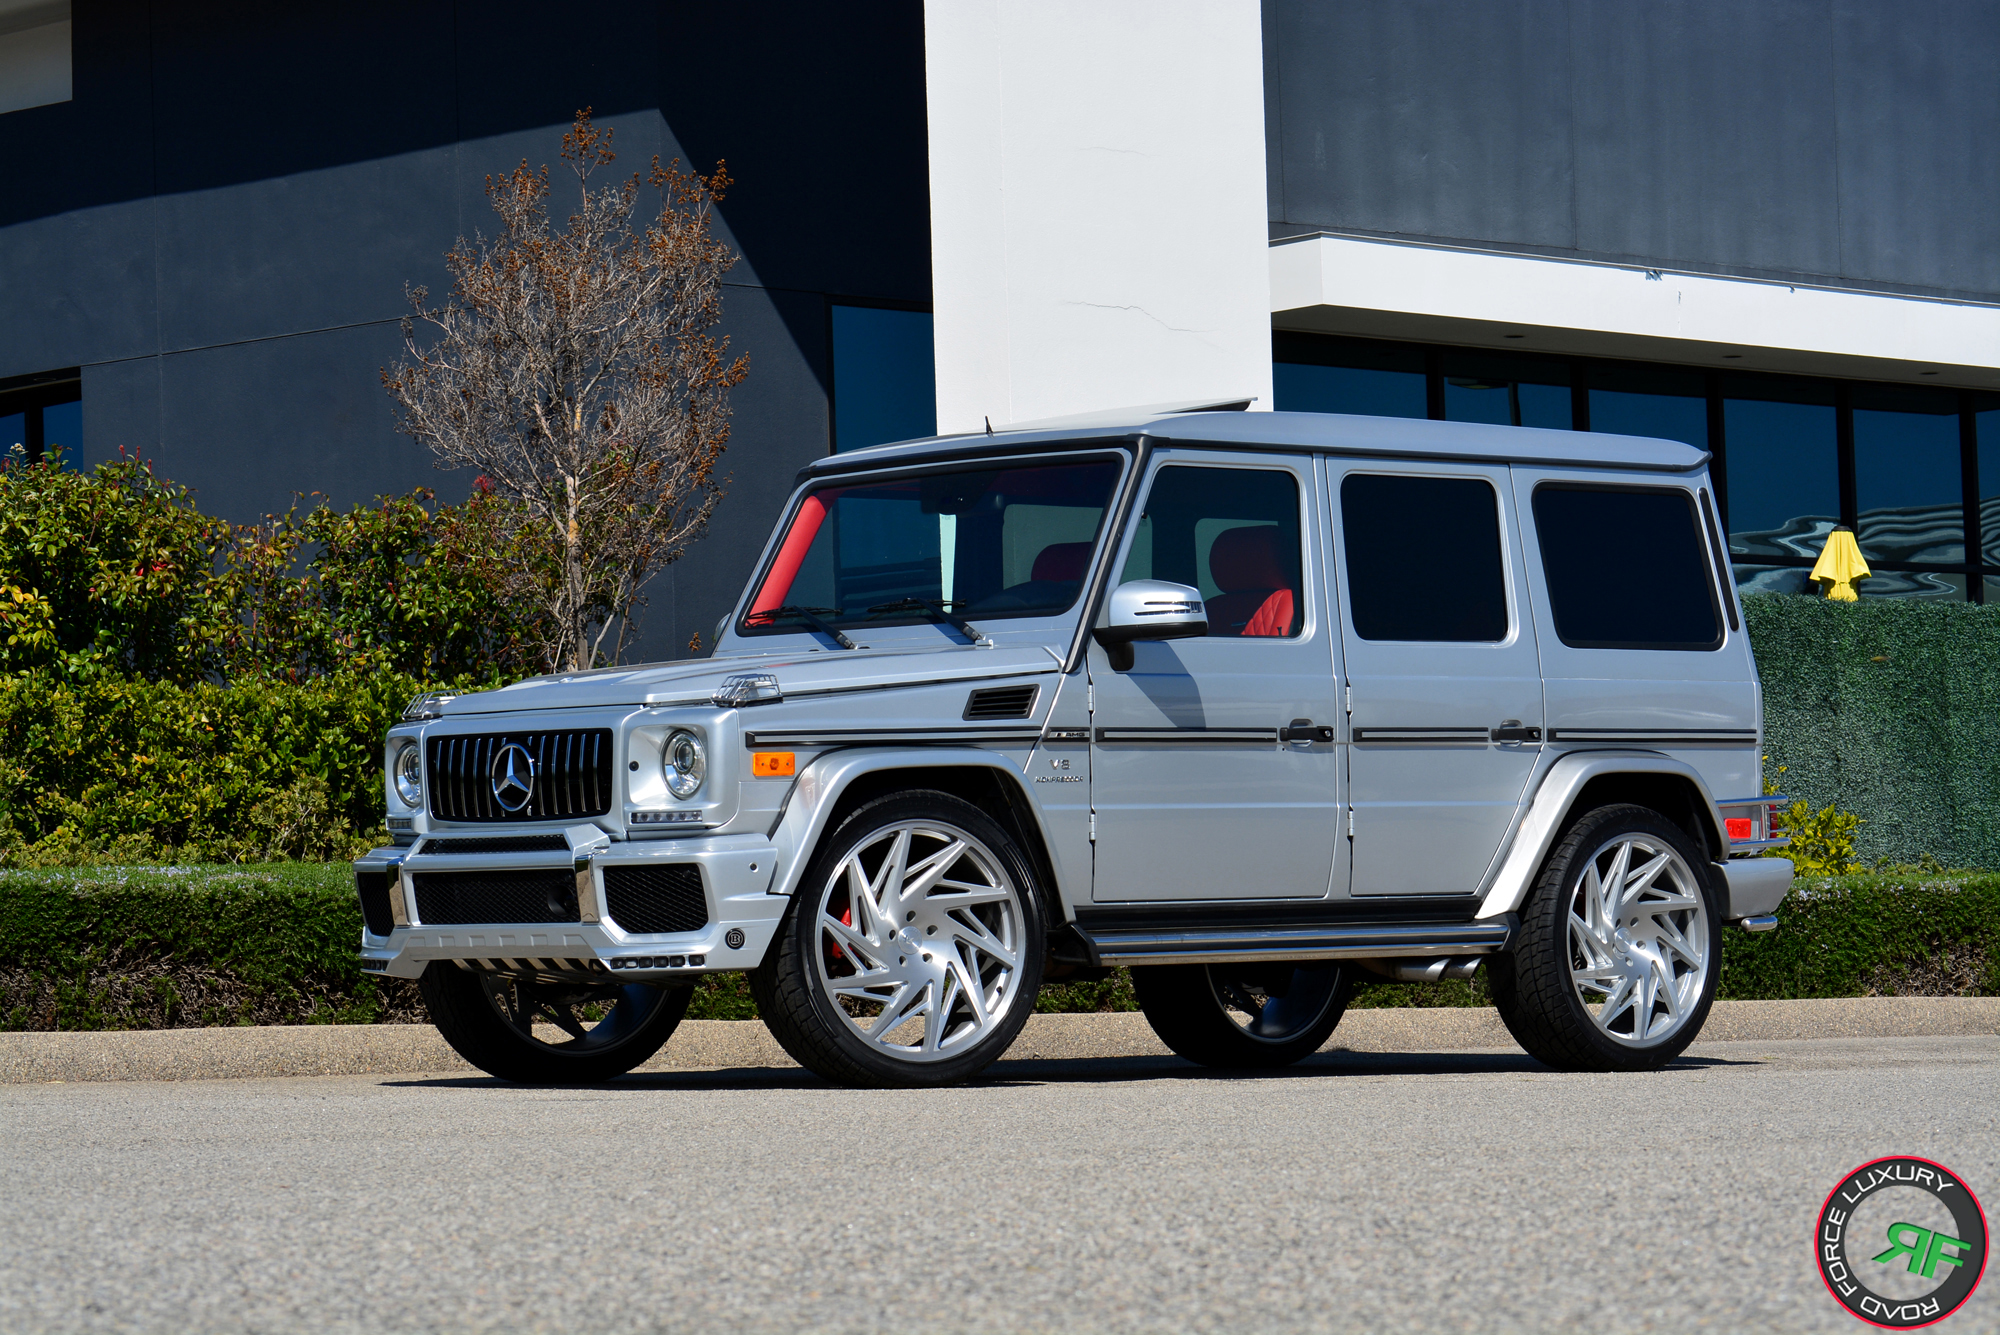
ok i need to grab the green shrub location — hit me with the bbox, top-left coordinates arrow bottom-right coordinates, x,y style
0,670 -> 421,864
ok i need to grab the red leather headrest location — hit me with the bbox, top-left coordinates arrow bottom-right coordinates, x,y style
1209,525 -> 1287,592
1031,541 -> 1092,583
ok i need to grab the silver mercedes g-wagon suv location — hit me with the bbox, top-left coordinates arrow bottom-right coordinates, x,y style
355,407 -> 1793,1087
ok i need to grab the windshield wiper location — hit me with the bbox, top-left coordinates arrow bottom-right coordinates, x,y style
744,605 -> 857,649
867,597 -> 989,645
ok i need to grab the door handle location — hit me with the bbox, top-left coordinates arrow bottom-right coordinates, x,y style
1490,721 -> 1542,743
1281,718 -> 1337,743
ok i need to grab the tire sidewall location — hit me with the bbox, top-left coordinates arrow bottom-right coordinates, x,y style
1133,961 -> 1353,1068
420,963 -> 692,1084
785,791 -> 1048,1085
1530,804 -> 1723,1070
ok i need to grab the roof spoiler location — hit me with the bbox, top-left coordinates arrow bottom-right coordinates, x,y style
992,396 -> 1257,433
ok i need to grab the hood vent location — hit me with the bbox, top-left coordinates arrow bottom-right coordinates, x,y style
963,684 -> 1039,720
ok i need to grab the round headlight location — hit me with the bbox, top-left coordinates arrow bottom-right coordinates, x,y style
393,742 -> 424,808
662,729 -> 705,800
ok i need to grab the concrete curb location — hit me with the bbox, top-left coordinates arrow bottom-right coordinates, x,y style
2,997 -> 1993,1084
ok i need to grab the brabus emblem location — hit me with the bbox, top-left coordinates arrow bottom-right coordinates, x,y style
490,743 -> 536,812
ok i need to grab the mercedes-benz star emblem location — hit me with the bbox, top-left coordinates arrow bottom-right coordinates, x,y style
489,742 -> 536,813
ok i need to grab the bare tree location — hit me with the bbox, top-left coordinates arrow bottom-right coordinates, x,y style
384,110 -> 746,673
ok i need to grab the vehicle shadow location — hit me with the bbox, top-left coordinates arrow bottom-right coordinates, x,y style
378,1048 -> 1759,1093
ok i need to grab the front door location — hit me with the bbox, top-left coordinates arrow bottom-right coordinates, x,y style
1088,452 -> 1343,902
1328,462 -> 1544,897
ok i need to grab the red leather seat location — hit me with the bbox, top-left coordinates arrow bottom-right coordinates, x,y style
1206,526 -> 1295,636
1031,541 -> 1093,583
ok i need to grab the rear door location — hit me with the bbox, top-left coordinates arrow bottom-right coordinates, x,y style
1328,462 -> 1545,896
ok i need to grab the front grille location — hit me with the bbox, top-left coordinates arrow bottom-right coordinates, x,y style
355,871 -> 395,937
426,730 -> 613,823
411,870 -> 580,925
414,835 -> 571,856
603,865 -> 709,935
964,684 -> 1039,720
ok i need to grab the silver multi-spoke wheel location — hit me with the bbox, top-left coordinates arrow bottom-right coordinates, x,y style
1488,803 -> 1722,1072
1565,832 -> 1711,1047
813,819 -> 1027,1063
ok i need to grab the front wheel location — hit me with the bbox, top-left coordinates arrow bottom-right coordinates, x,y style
750,791 -> 1047,1088
419,964 -> 691,1084
1133,962 -> 1353,1068
1489,803 -> 1721,1072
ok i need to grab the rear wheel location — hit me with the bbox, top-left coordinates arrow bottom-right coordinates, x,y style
419,964 -> 691,1084
751,791 -> 1046,1088
1133,962 -> 1353,1068
1489,803 -> 1720,1072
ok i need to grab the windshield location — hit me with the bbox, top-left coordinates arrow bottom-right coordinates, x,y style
740,456 -> 1124,635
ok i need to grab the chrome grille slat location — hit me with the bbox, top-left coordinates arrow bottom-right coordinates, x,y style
425,729 -> 614,823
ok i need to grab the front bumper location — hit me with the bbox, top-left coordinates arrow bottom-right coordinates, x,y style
354,829 -> 788,981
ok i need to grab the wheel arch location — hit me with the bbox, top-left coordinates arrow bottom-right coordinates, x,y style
766,748 -> 1070,916
1476,751 -> 1725,920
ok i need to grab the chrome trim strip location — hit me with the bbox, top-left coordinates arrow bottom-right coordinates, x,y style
1351,726 -> 1491,742
1082,920 -> 1512,966
1094,727 -> 1279,744
1041,728 -> 1091,742
743,727 -> 1043,747
1548,729 -> 1758,744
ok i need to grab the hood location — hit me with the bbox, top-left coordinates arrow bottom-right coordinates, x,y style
433,643 -> 1064,715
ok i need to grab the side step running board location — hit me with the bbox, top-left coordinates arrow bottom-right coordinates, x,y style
1070,918 -> 1514,968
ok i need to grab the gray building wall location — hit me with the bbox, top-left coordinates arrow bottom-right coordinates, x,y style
0,0 -> 929,663
1263,0 -> 2000,303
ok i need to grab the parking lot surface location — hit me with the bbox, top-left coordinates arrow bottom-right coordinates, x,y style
1,1035 -> 1994,1335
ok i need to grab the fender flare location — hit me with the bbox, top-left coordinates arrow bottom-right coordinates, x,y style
1475,750 -> 1725,920
765,747 -> 1062,903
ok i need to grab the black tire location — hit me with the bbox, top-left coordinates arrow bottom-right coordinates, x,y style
1488,803 -> 1722,1073
1133,962 -> 1354,1068
750,790 -> 1047,1088
419,963 -> 691,1084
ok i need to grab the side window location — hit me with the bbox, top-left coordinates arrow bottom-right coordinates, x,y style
1340,473 -> 1508,641
1532,484 -> 1722,650
1119,466 -> 1303,637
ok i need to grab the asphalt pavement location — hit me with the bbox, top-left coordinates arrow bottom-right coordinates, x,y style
2,1035 -> 1995,1335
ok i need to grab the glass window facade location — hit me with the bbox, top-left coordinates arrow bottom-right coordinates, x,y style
1270,334 -> 1427,419
1274,333 -> 2000,604
0,375 -> 81,465
830,305 -> 935,452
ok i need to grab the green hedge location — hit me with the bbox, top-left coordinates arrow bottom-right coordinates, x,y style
1745,594 -> 2000,870
0,670 -> 424,866
4,867 -> 1993,1031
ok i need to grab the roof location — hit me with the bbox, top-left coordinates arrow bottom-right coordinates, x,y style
801,408 -> 1711,480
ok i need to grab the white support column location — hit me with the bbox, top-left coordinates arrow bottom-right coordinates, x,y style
925,0 -> 1273,434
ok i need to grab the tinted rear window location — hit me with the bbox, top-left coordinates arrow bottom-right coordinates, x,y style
1340,473 -> 1508,641
1532,485 -> 1722,650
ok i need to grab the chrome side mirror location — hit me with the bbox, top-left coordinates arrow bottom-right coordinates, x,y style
1093,580 -> 1207,670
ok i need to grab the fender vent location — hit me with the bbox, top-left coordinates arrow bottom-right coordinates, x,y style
964,684 -> 1039,720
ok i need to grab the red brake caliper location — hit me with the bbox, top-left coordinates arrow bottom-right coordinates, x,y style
829,906 -> 853,965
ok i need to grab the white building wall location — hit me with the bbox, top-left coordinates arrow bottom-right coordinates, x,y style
925,0 -> 1272,433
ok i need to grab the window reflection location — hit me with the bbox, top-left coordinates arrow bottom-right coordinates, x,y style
831,305 -> 935,453
1722,388 -> 1838,558
1272,335 -> 1427,419
1587,364 -> 1708,450
0,413 -> 21,459
1979,406 -> 2000,573
1441,351 -> 1568,428
41,401 -> 80,457
1852,385 -> 1963,565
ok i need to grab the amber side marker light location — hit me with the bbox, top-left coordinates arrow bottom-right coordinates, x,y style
752,751 -> 796,777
